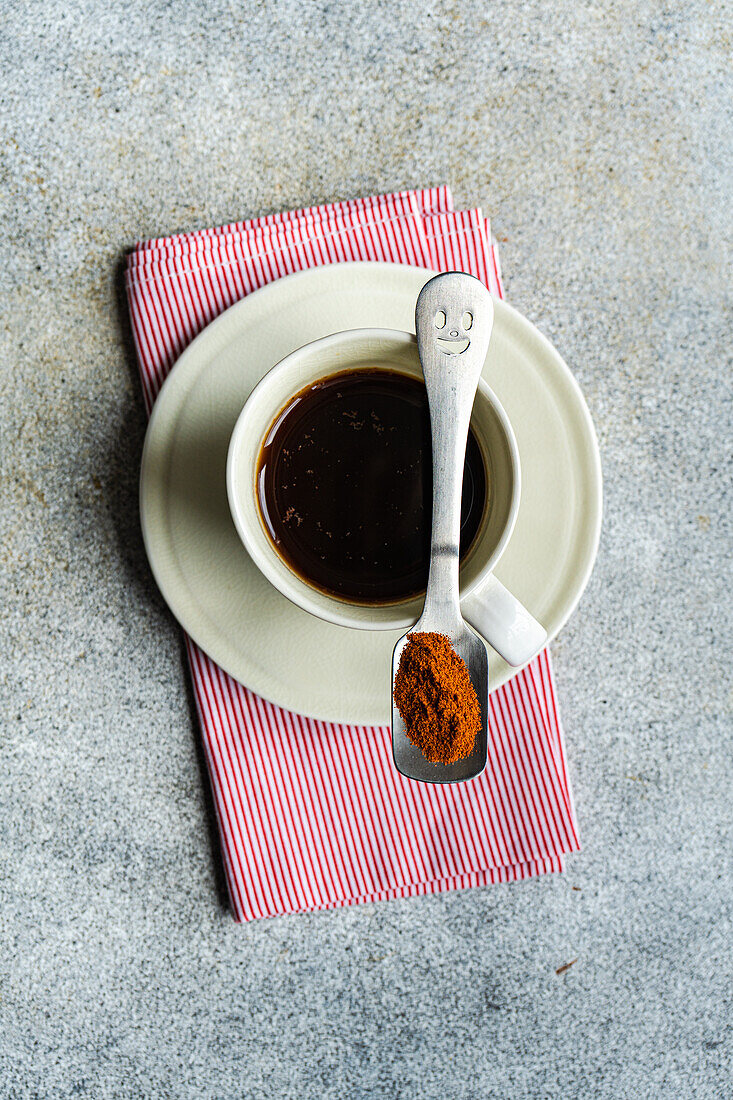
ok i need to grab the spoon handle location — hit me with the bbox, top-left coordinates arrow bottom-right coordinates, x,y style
415,273 -> 495,623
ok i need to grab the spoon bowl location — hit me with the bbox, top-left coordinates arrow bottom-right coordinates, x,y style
391,620 -> 489,783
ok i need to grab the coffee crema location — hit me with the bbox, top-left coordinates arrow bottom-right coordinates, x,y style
256,368 -> 488,605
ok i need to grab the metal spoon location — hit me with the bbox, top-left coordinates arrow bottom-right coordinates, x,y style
391,272 -> 494,783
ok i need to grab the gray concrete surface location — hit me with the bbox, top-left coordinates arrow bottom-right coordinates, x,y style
1,1 -> 731,1096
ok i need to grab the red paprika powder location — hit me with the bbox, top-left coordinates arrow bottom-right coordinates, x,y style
393,632 -> 481,765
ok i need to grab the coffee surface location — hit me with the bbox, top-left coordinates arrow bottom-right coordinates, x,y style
256,368 -> 488,604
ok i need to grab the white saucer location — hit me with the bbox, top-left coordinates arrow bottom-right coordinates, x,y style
140,262 -> 602,725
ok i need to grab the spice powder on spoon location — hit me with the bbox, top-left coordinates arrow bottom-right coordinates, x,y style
393,632 -> 481,765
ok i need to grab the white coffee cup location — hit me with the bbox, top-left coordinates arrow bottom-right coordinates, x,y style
227,329 -> 546,665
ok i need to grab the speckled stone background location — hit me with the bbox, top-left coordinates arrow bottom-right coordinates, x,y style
1,1 -> 731,1096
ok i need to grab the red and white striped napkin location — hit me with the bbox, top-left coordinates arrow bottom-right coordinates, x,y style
126,186 -> 580,921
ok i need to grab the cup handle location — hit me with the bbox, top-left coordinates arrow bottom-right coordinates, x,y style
462,574 -> 547,666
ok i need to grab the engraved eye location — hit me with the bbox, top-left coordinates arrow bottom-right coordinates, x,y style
462,311 -> 473,330
434,310 -> 446,329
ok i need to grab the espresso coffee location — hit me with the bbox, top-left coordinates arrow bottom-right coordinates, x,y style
256,368 -> 488,604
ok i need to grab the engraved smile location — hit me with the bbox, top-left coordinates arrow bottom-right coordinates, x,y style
436,337 -> 471,356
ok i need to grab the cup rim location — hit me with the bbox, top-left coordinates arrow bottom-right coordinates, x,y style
226,327 -> 521,630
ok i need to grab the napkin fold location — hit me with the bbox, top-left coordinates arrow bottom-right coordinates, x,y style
126,186 -> 580,921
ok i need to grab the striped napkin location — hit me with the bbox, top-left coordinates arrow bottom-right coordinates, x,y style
126,186 -> 580,921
